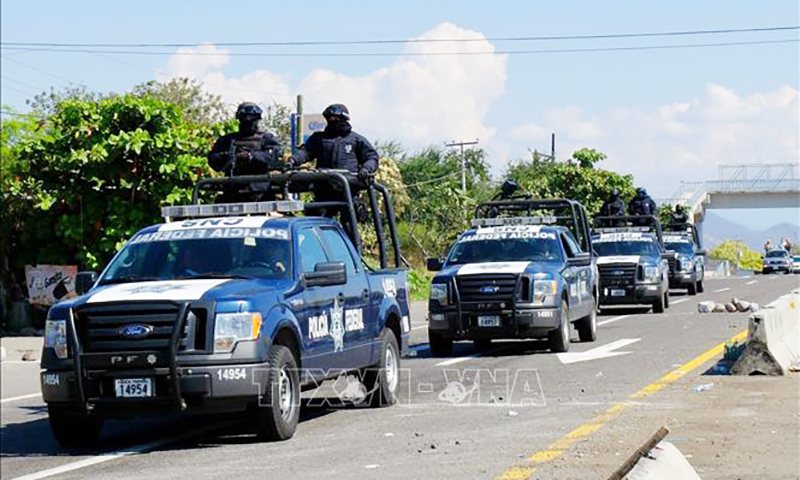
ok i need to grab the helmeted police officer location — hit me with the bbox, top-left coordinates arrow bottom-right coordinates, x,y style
670,204 -> 689,225
288,104 -> 379,183
629,187 -> 657,216
207,102 -> 284,177
600,189 -> 627,216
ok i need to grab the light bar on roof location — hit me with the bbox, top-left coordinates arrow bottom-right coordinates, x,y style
594,226 -> 652,233
161,200 -> 304,219
471,216 -> 557,228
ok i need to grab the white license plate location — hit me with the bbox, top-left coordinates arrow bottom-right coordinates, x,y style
611,289 -> 626,297
478,316 -> 501,327
114,378 -> 154,398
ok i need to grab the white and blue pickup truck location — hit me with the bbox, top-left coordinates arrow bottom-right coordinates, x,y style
40,172 -> 411,446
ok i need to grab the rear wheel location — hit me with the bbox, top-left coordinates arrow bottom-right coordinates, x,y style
577,298 -> 598,343
362,329 -> 400,408
548,300 -> 571,353
48,405 -> 104,447
253,345 -> 300,441
428,330 -> 453,357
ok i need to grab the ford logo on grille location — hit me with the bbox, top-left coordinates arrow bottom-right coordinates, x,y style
480,285 -> 500,294
118,324 -> 153,340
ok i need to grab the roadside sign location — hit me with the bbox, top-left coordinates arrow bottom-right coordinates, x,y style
301,114 -> 327,144
24,265 -> 78,305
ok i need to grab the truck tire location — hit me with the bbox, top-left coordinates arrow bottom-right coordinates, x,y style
254,345 -> 300,441
548,300 -> 571,353
577,298 -> 598,343
473,339 -> 492,350
428,330 -> 453,357
688,280 -> 697,296
362,328 -> 400,408
48,405 -> 104,447
697,279 -> 704,293
653,291 -> 666,313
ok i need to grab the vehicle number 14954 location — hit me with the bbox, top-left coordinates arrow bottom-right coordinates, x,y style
217,368 -> 247,381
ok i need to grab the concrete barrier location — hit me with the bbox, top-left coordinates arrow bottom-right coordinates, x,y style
732,289 -> 799,376
624,441 -> 701,480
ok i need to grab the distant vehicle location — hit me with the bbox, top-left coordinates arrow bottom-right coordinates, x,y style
592,216 -> 670,313
762,249 -> 792,274
663,223 -> 706,295
40,171 -> 410,447
792,255 -> 800,274
426,199 -> 598,355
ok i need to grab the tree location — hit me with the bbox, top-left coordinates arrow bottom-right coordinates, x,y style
132,78 -> 228,124
709,240 -> 762,271
572,148 -> 607,169
9,94 -> 234,271
505,149 -> 635,217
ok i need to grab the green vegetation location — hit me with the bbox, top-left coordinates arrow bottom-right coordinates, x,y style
708,240 -> 763,271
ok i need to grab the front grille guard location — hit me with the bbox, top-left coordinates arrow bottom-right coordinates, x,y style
452,275 -> 523,332
67,302 -> 190,413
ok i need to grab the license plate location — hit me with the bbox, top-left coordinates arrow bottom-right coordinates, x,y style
115,378 -> 154,398
611,289 -> 626,297
478,315 -> 501,327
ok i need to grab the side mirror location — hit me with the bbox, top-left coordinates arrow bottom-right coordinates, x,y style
426,257 -> 444,272
696,249 -> 706,256
661,252 -> 675,260
567,252 -> 591,267
303,262 -> 347,288
75,271 -> 98,296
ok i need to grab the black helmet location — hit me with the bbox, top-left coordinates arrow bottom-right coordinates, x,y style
636,187 -> 645,196
676,204 -> 684,212
323,103 -> 350,121
611,188 -> 619,198
236,102 -> 263,120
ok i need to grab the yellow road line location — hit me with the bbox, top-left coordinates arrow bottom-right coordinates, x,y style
493,330 -> 748,480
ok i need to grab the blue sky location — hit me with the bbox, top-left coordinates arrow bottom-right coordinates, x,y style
2,0 -> 798,231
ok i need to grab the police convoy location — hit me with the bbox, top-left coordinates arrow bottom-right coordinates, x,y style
40,170 -> 410,446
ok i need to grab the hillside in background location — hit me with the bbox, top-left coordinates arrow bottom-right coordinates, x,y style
703,211 -> 800,251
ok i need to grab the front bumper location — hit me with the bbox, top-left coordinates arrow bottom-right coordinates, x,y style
599,283 -> 662,306
428,306 -> 561,340
668,271 -> 695,288
41,363 -> 269,417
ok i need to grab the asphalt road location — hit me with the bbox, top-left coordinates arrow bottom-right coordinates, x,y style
1,274 -> 798,480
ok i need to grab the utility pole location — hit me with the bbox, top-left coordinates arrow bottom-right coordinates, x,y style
445,139 -> 479,192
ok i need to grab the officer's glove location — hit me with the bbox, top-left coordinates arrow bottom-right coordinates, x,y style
358,167 -> 374,183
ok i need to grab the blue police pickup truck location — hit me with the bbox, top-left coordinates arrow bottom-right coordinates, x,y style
427,198 -> 598,355
592,216 -> 670,313
40,171 -> 410,446
663,223 -> 706,295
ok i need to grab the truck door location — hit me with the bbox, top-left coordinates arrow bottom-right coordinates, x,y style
296,227 -> 336,374
318,226 -> 372,369
560,232 -> 589,320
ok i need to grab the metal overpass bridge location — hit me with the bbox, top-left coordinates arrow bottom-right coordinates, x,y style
660,163 -> 800,239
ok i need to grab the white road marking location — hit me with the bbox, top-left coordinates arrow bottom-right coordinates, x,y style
411,325 -> 428,331
557,338 -> 641,365
739,276 -> 751,279
745,280 -> 758,285
9,421 -> 233,480
714,287 -> 731,293
671,298 -> 689,305
0,360 -> 41,365
436,354 -> 482,367
0,393 -> 41,405
597,315 -> 630,327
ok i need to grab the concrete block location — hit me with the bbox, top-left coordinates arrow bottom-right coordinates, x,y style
732,289 -> 799,375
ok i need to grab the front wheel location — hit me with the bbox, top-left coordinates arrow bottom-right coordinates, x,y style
653,291 -> 667,313
548,300 -> 571,353
576,298 -> 598,343
688,280 -> 697,296
48,405 -> 104,447
697,279 -> 704,293
253,345 -> 300,441
362,329 -> 400,408
429,330 -> 453,357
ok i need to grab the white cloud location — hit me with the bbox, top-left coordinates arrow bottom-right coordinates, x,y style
162,43 -> 230,79
158,23 -> 506,147
506,84 -> 800,196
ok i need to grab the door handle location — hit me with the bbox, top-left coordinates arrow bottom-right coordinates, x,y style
362,289 -> 370,300
337,292 -> 346,303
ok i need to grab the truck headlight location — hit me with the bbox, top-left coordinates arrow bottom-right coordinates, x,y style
430,283 -> 448,306
533,280 -> 558,304
45,320 -> 68,359
213,312 -> 262,353
679,258 -> 692,272
643,266 -> 659,282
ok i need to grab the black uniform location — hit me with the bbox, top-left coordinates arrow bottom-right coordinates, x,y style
670,208 -> 689,225
629,190 -> 657,216
291,124 -> 379,178
207,131 -> 283,177
600,197 -> 627,216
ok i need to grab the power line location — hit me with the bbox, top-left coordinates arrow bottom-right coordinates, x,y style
446,140 -> 480,192
1,38 -> 795,57
2,26 -> 797,48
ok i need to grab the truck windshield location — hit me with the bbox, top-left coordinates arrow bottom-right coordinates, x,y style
594,240 -> 660,257
446,237 -> 562,265
99,233 -> 291,284
766,250 -> 788,258
664,242 -> 693,255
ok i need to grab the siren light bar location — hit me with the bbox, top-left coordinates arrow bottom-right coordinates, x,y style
471,216 -> 557,228
162,200 -> 304,219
